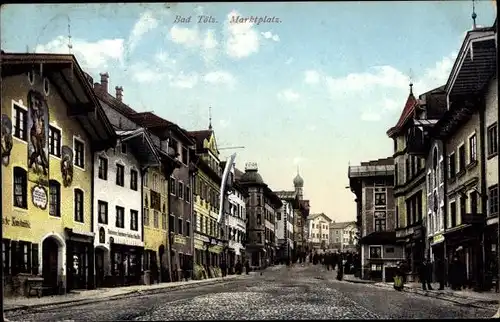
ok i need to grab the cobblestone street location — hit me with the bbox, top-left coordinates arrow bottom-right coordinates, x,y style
5,265 -> 496,321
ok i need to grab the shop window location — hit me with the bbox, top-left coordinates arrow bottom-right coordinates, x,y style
13,167 -> 28,209
369,246 -> 382,259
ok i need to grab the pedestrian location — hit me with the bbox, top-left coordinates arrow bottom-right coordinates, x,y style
245,260 -> 250,275
221,260 -> 227,278
435,257 -> 445,290
337,255 -> 344,281
418,259 -> 433,290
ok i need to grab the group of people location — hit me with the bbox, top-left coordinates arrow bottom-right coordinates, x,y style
394,253 -> 469,291
307,250 -> 360,281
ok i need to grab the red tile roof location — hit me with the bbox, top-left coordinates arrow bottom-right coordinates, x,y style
387,91 -> 418,137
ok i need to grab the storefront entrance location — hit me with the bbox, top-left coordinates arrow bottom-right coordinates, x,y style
111,244 -> 143,286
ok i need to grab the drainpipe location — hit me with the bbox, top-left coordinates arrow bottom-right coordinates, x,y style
479,96 -> 487,290
442,140 -> 448,284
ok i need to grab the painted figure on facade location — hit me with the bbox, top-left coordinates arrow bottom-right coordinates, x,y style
61,145 -> 74,187
27,90 -> 49,184
1,114 -> 13,166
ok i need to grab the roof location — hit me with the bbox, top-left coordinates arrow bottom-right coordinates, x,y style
239,169 -> 264,185
1,52 -> 116,149
330,221 -> 356,229
386,89 -> 418,137
275,190 -> 297,200
308,213 -> 332,222
128,112 -> 194,144
188,130 -> 213,151
235,168 -> 244,179
94,84 -> 137,117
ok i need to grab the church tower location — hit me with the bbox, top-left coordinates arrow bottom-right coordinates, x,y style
293,167 -> 304,200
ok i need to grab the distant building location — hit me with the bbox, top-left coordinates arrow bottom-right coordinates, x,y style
306,213 -> 332,250
275,190 -> 298,262
329,221 -> 357,252
348,157 -> 403,282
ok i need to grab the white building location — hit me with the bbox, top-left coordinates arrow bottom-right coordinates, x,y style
227,162 -> 247,268
307,213 -> 332,250
329,221 -> 358,252
275,191 -> 297,262
93,128 -> 159,287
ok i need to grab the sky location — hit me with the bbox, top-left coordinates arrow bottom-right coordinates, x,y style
1,2 -> 496,222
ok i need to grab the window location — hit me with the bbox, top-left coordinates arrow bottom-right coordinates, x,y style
74,189 -> 84,222
169,214 -> 175,232
144,208 -> 150,226
161,212 -> 167,230
458,145 -> 465,172
49,180 -> 61,217
374,209 -> 387,232
257,233 -> 262,243
277,212 -> 281,221
116,164 -> 124,186
121,142 -> 127,154
469,134 -> 477,163
369,246 -> 382,259
170,177 -> 176,195
74,139 -> 85,169
448,153 -> 456,178
177,218 -> 183,235
257,195 -> 262,206
153,210 -> 159,228
48,126 -> 61,157
405,157 -> 410,181
488,123 -> 498,156
439,159 -> 444,183
143,173 -> 149,187
182,147 -> 188,165
130,210 -> 138,231
98,200 -> 108,224
178,182 -> 184,199
98,157 -> 108,180
470,191 -> 478,215
374,191 -> 386,206
185,186 -> 191,203
13,167 -> 28,209
459,196 -> 466,219
115,206 -> 125,228
450,201 -> 457,227
130,169 -> 138,191
13,104 -> 27,140
489,185 -> 499,216
257,213 -> 262,225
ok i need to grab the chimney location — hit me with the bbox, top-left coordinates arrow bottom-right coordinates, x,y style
100,72 -> 109,93
115,86 -> 123,101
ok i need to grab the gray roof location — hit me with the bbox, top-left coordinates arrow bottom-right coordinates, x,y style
330,221 -> 356,229
307,213 -> 332,222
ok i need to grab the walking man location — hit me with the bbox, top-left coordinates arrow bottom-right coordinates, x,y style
419,259 -> 433,290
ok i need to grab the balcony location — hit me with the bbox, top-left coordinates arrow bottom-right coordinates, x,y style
406,126 -> 430,156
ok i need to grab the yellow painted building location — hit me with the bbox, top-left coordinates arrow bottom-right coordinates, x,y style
190,130 -> 225,272
142,165 -> 170,283
1,53 -> 115,296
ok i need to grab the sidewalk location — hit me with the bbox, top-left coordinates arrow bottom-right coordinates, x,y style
373,281 -> 499,307
4,274 -> 249,312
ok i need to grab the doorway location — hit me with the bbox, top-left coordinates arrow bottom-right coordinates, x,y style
95,248 -> 105,288
42,237 -> 59,295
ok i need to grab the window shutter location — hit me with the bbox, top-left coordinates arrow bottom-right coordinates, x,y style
27,242 -> 32,273
10,241 -> 18,275
32,243 -> 39,275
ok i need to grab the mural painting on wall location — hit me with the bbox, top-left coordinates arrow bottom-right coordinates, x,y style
27,90 -> 49,186
1,114 -> 13,166
61,146 -> 74,187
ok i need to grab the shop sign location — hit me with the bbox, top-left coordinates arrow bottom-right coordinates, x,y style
31,185 -> 48,210
2,216 -> 31,228
108,229 -> 140,240
432,234 -> 444,245
174,235 -> 186,245
209,245 -> 223,253
194,239 -> 206,250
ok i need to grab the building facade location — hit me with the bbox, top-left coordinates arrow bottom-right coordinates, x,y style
306,213 -> 332,250
387,86 -> 427,281
226,162 -> 247,271
433,27 -> 497,290
190,129 -> 226,277
349,158 -> 403,282
329,221 -> 358,252
238,163 -> 282,268
275,191 -> 297,263
94,75 -> 179,284
1,53 -> 115,296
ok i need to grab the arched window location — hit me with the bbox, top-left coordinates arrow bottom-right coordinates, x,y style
13,167 -> 27,209
49,180 -> 61,217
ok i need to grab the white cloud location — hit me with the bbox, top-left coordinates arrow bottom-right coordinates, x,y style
170,25 -> 201,47
304,70 -> 321,85
219,119 -> 230,128
132,64 -> 165,83
128,11 -> 159,51
285,58 -> 294,65
277,89 -> 300,103
168,72 -> 199,89
293,157 -> 305,165
203,71 -> 236,87
318,51 -> 459,121
306,124 -> 317,132
225,11 -> 260,59
154,50 -> 177,68
35,36 -> 124,71
261,31 -> 280,42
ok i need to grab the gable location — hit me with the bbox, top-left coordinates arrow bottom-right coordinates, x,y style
203,132 -> 219,158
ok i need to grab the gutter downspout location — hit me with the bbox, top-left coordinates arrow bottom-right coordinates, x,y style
479,96 -> 487,290
442,140 -> 449,285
